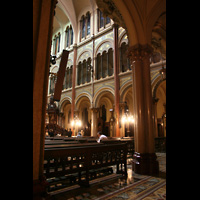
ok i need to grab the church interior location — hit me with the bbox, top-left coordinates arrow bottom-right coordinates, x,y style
33,0 -> 166,199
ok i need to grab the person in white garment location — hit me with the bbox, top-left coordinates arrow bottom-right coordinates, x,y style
97,131 -> 107,143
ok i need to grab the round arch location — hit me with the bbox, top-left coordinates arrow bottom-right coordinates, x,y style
77,50 -> 92,64
152,78 -> 166,100
93,86 -> 115,108
146,4 -> 166,44
95,40 -> 114,57
120,80 -> 132,101
110,0 -> 140,46
118,30 -> 129,47
75,95 -> 92,134
59,96 -> 72,112
75,92 -> 92,108
50,65 -> 59,73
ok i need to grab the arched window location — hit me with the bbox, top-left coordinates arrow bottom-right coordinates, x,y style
80,12 -> 91,41
69,66 -> 72,88
63,65 -> 73,89
96,53 -> 102,80
81,15 -> 85,38
102,51 -> 107,78
82,60 -> 87,84
57,33 -> 61,53
108,48 -> 113,76
86,12 -> 90,36
86,57 -> 91,83
99,11 -> 104,28
98,9 -> 111,31
65,25 -> 73,48
49,74 -> 56,94
106,16 -> 110,24
53,32 -> 61,54
70,27 -> 73,45
77,58 -> 92,85
96,49 -> 113,80
120,42 -> 131,72
78,62 -> 82,85
65,27 -> 69,48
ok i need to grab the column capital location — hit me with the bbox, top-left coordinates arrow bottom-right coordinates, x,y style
128,44 -> 153,63
73,43 -> 77,50
90,107 -> 100,112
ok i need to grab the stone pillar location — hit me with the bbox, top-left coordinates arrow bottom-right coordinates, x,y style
33,0 -> 57,199
90,107 -> 99,137
128,44 -> 159,176
113,23 -> 120,137
71,44 -> 77,136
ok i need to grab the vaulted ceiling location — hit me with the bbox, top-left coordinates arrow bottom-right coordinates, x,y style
53,0 -> 166,56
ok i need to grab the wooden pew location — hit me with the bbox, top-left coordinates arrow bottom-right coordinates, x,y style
45,140 -> 79,145
45,136 -> 134,158
43,143 -> 127,190
44,142 -> 103,150
100,137 -> 135,159
45,136 -> 97,142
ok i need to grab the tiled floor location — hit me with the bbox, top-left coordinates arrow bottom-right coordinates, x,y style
49,153 -> 166,200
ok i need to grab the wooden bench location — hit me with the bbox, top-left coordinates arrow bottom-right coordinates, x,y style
44,142 -> 103,150
43,143 -> 127,190
100,137 -> 134,159
45,140 -> 79,145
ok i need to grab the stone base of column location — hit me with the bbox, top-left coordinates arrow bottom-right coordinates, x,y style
132,152 -> 159,176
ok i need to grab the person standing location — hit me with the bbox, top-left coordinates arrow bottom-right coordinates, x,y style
68,128 -> 72,137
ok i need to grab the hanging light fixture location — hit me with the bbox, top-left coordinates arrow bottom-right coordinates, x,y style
121,108 -> 134,137
71,115 -> 82,135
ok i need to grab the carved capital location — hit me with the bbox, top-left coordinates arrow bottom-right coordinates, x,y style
90,107 -> 100,113
127,44 -> 153,63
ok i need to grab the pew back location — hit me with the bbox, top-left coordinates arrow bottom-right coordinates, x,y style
44,143 -> 127,187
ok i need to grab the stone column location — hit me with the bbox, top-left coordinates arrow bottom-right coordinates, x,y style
90,107 -> 99,137
113,23 -> 120,137
128,44 -> 159,176
71,44 -> 77,136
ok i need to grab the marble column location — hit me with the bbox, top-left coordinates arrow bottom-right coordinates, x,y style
128,44 -> 159,176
